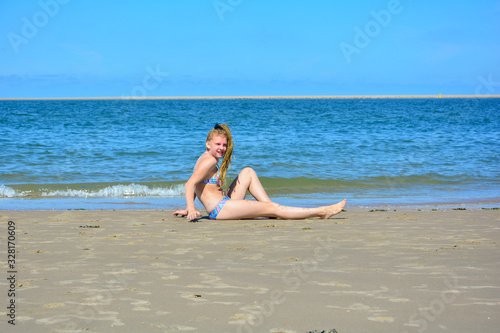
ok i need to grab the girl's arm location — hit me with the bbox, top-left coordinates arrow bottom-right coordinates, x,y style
172,192 -> 195,217
177,156 -> 217,221
184,178 -> 201,220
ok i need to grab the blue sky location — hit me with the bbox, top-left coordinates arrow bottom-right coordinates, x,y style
1,0 -> 499,98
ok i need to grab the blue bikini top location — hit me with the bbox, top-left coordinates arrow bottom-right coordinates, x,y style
202,165 -> 220,185
196,153 -> 221,185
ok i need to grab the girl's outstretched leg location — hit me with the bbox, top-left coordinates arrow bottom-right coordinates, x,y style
227,167 -> 271,202
215,199 -> 346,220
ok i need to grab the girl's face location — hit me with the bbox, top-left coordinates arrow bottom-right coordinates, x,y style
206,135 -> 227,159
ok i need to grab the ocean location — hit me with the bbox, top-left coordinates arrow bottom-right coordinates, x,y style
1,98 -> 498,210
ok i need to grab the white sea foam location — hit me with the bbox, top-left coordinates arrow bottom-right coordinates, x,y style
0,185 -> 18,198
41,184 -> 185,198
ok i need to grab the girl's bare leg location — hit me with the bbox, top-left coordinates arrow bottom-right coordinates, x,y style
216,199 -> 346,220
227,167 -> 271,202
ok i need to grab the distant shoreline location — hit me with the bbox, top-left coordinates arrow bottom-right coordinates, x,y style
1,95 -> 500,101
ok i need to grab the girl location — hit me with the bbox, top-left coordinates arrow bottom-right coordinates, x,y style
173,124 -> 346,221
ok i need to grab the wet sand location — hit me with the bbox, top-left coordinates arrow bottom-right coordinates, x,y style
1,208 -> 499,332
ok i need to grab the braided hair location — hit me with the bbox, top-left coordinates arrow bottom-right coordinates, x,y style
206,123 -> 234,186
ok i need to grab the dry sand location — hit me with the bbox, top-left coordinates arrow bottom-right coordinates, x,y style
1,208 -> 499,332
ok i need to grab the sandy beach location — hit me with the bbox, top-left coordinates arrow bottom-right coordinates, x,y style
1,208 -> 499,332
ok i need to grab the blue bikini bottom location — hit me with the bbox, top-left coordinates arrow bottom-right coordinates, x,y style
208,196 -> 230,220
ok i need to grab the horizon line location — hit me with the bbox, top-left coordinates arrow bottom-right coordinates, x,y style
1,94 -> 500,101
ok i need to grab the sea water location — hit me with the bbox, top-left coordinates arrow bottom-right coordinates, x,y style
1,98 -> 498,209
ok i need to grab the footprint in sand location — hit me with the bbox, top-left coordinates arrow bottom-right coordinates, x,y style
181,294 -> 206,302
368,316 -> 395,323
103,268 -> 138,275
43,303 -> 65,308
130,299 -> 151,312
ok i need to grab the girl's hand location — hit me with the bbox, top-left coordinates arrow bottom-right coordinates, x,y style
187,209 -> 202,221
173,209 -> 188,217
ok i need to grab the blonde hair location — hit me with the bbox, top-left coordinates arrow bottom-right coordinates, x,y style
206,123 -> 234,186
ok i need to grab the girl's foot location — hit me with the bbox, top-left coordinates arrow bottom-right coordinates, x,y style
319,199 -> 347,219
